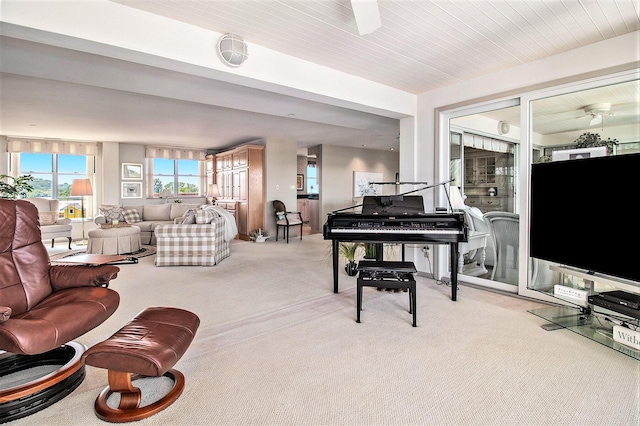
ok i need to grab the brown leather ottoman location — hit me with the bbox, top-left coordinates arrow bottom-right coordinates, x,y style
83,307 -> 200,423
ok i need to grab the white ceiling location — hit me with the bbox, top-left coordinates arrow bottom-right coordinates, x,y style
1,0 -> 639,153
112,0 -> 640,94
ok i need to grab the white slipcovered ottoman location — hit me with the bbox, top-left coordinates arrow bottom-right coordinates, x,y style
87,226 -> 142,255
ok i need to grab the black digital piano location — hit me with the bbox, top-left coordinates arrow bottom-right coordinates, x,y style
323,195 -> 468,300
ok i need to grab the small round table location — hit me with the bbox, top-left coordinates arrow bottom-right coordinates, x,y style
87,225 -> 141,255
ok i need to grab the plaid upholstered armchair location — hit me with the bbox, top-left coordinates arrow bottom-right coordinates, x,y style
154,207 -> 235,266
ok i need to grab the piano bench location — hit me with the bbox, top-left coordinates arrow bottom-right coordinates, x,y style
356,261 -> 417,327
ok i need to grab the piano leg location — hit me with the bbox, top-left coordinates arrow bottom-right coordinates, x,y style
333,239 -> 339,293
375,243 -> 383,261
450,242 -> 459,301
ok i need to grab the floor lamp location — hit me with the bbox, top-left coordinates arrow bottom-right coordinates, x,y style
70,178 -> 93,245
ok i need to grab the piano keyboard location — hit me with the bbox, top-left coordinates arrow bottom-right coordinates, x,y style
332,228 -> 463,234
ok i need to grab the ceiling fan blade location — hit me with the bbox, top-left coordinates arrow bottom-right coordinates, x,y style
351,0 -> 381,35
590,115 -> 602,126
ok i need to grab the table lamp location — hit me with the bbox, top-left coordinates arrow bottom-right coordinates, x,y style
160,188 -> 173,203
206,184 -> 221,204
70,178 -> 93,245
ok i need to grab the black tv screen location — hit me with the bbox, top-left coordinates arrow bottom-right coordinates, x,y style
530,152 -> 640,283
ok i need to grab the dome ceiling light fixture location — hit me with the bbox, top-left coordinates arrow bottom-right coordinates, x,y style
217,33 -> 248,67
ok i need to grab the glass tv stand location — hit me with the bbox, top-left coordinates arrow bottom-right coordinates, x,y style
529,266 -> 640,361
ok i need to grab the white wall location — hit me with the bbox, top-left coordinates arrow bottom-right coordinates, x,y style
264,138 -> 298,237
320,145 -> 399,224
99,142 -> 120,205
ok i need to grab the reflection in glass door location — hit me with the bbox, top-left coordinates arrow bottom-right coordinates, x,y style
446,103 -> 521,293
526,78 -> 640,299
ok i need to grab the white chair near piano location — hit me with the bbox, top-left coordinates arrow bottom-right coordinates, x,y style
451,187 -> 558,288
449,187 -> 491,277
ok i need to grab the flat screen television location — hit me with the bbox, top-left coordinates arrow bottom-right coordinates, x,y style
530,152 -> 640,283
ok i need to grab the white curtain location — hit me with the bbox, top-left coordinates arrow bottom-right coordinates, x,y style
145,146 -> 206,160
461,133 -> 512,153
7,138 -> 98,155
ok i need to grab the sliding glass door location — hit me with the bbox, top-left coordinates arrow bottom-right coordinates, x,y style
443,100 -> 522,293
522,76 -> 640,301
438,69 -> 639,299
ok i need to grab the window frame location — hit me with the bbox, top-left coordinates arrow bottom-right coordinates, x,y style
148,158 -> 205,198
11,152 -> 95,218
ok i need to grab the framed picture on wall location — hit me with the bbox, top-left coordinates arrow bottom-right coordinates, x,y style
122,182 -> 142,198
353,171 -> 382,197
296,174 -> 304,191
122,163 -> 142,180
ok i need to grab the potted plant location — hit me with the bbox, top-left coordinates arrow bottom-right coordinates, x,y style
363,243 -> 377,259
339,242 -> 360,276
573,132 -> 618,155
249,228 -> 270,243
0,174 -> 34,199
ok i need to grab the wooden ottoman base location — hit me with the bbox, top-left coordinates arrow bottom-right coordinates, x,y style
94,369 -> 185,423
84,307 -> 200,423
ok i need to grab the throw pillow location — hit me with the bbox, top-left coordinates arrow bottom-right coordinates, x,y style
143,203 -> 171,221
170,203 -> 202,220
99,204 -> 125,223
122,209 -> 141,223
38,211 -> 58,225
195,209 -> 219,224
180,208 -> 197,225
174,208 -> 196,224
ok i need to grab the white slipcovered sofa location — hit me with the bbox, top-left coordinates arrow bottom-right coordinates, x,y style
95,203 -> 202,245
25,198 -> 72,249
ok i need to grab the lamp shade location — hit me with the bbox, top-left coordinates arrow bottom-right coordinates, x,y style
160,188 -> 173,198
206,184 -> 221,198
70,179 -> 93,196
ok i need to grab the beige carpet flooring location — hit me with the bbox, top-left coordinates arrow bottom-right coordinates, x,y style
7,235 -> 639,425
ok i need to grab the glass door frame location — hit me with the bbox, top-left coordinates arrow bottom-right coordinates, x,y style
437,97 -> 520,294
